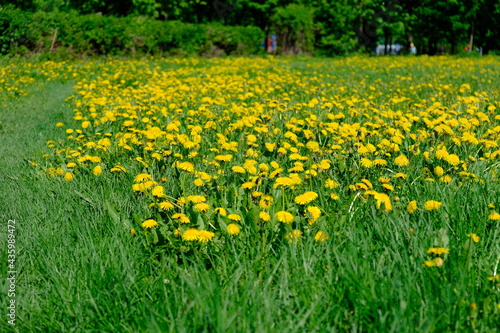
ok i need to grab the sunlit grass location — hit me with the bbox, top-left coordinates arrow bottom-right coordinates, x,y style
0,56 -> 499,332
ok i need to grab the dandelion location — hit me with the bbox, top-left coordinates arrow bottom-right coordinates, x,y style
134,173 -> 152,183
330,193 -> 340,200
325,179 -> 339,189
172,213 -> 190,224
374,192 -> 392,211
228,214 -> 242,221
467,233 -> 480,243
286,230 -> 302,242
241,182 -> 256,189
488,212 -> 500,220
305,206 -> 321,224
142,219 -> 158,228
407,200 -> 418,214
182,228 -> 199,241
424,200 -> 442,211
198,230 -> 215,242
231,166 -> 246,173
158,201 -> 175,211
434,166 -> 444,177
215,207 -> 227,216
394,154 -> 410,167
64,172 -> 74,181
152,186 -> 165,198
360,158 -> 373,168
227,223 -> 241,235
294,191 -> 318,205
427,247 -> 449,255
187,195 -> 206,203
424,257 -> 444,267
259,211 -> 271,221
194,179 -> 204,186
110,164 -> 126,173
314,231 -> 328,242
276,211 -> 294,224
193,203 -> 210,212
445,154 -> 460,166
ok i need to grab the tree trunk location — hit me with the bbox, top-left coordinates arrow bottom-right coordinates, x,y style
469,21 -> 474,52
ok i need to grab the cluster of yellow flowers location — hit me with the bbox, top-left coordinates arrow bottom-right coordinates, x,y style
33,56 -> 499,246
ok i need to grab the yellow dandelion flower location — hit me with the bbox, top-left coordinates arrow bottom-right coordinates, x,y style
274,177 -> 294,188
64,172 -> 74,181
394,172 -> 407,179
294,191 -> 318,205
110,164 -> 127,173
67,162 -> 77,168
373,159 -> 388,166
378,176 -> 390,183
158,201 -> 175,211
427,247 -> 449,255
182,228 -> 199,241
434,166 -> 444,177
172,213 -> 190,224
259,211 -> 271,221
488,212 -> 500,220
306,206 -> 321,224
276,211 -> 294,224
194,178 -> 205,186
198,230 -> 215,243
439,175 -> 452,183
152,185 -> 165,198
176,161 -> 195,173
142,219 -> 158,228
407,200 -> 418,214
381,183 -> 394,191
445,154 -> 460,166
325,179 -> 339,189
228,214 -> 242,221
330,193 -> 340,200
215,207 -> 227,216
187,195 -> 206,203
360,158 -> 373,168
424,257 -> 444,267
467,233 -> 480,243
314,231 -> 328,242
424,200 -> 442,211
193,203 -> 210,212
215,154 -> 233,162
134,173 -> 152,183
286,230 -> 302,243
374,192 -> 392,211
226,223 -> 241,235
241,182 -> 256,189
394,154 -> 410,167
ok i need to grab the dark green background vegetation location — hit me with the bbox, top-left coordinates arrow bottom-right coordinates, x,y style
1,0 -> 500,57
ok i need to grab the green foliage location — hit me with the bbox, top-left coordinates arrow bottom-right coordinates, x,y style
0,9 -> 264,57
271,4 -> 314,55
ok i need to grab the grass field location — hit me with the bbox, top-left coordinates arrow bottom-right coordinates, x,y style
0,56 -> 499,332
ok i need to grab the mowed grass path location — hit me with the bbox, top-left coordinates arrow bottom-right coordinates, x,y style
0,58 -> 499,332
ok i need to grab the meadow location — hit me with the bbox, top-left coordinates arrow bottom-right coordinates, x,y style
0,56 -> 499,332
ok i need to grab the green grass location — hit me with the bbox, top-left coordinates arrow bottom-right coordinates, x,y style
0,57 -> 499,332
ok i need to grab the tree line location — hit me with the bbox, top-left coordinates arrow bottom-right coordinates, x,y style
1,0 -> 499,55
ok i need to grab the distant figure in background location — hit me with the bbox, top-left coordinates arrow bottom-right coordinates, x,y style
267,34 -> 277,53
410,43 -> 417,55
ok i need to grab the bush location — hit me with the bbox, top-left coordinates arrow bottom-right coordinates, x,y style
271,4 -> 315,55
0,8 -> 264,57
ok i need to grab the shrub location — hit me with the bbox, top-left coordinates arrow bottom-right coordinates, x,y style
0,8 -> 264,57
